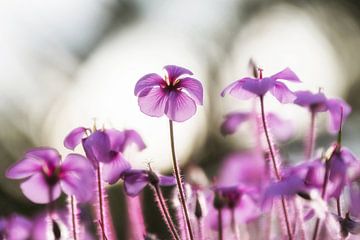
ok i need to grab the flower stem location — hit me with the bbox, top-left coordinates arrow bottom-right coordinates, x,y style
153,185 -> 180,240
218,208 -> 223,240
96,166 -> 108,240
305,111 -> 316,160
70,196 -> 78,240
231,208 -> 240,240
336,197 -> 342,217
168,120 -> 194,240
259,96 -> 292,240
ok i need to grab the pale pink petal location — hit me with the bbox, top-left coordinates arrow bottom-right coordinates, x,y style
270,68 -> 301,82
122,130 -> 146,151
104,128 -> 125,152
267,113 -> 294,141
164,65 -> 193,83
102,153 -> 131,184
134,73 -> 164,96
221,78 -> 256,99
270,81 -> 296,103
20,173 -> 61,204
138,87 -> 168,117
6,157 -> 43,179
25,147 -> 61,167
178,77 -> 203,105
123,170 -> 149,197
165,91 -> 196,122
242,77 -> 275,96
158,175 -> 176,186
64,127 -> 88,150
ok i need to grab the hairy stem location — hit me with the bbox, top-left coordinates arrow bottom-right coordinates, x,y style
260,96 -> 292,240
70,196 -> 78,240
218,208 -> 223,240
96,166 -> 108,240
153,185 -> 180,240
169,120 -> 194,240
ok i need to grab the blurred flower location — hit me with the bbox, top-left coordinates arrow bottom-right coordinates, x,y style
220,112 -> 251,136
294,90 -> 351,133
221,68 -> 300,103
122,169 -> 176,197
64,127 -> 146,184
0,214 -> 32,240
6,147 -> 93,203
134,65 -> 204,122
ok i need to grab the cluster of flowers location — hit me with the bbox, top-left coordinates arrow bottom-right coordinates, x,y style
2,65 -> 360,240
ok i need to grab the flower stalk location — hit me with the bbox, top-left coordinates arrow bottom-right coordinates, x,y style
169,120 -> 194,240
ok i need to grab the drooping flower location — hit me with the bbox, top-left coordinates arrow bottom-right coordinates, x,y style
294,90 -> 351,133
6,147 -> 94,203
64,127 -> 146,184
134,65 -> 204,122
221,68 -> 300,103
122,169 -> 176,197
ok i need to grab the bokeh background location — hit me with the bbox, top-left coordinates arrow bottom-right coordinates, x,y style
1,0 -> 360,239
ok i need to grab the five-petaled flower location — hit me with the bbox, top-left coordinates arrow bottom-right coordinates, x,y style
6,147 -> 94,203
64,127 -> 146,184
134,65 -> 204,122
221,68 -> 300,103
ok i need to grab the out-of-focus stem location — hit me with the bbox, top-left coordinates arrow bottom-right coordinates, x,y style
70,196 -> 78,240
305,111 -> 316,159
259,96 -> 292,240
152,185 -> 180,240
218,208 -> 223,240
169,120 -> 194,240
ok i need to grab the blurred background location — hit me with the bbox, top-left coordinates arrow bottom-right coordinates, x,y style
1,0 -> 360,239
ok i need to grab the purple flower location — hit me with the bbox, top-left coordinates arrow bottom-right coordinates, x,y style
122,169 -> 176,197
294,91 -> 351,133
134,65 -> 204,122
6,147 -> 94,203
221,68 -> 300,103
64,127 -> 146,184
220,112 -> 251,136
0,214 -> 32,240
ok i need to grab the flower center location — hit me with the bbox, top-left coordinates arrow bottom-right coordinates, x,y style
42,165 -> 61,186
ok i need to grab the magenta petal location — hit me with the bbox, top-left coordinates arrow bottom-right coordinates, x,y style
138,87 -> 168,118
158,175 -> 176,186
263,176 -> 305,202
267,113 -> 294,141
102,153 -> 131,184
178,77 -> 204,105
164,65 -> 193,83
270,81 -> 296,103
6,157 -> 42,179
294,91 -> 328,111
220,112 -> 251,135
25,147 -> 61,166
165,91 -> 197,122
134,73 -> 164,96
122,130 -> 146,151
64,127 -> 87,150
326,98 -> 351,134
61,154 -> 94,202
20,173 -> 61,203
270,68 -> 301,82
123,170 -> 149,197
242,77 -> 275,96
221,79 -> 256,99
104,129 -> 126,152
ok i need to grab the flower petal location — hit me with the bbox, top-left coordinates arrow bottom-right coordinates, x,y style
294,91 -> 328,111
6,157 -> 43,179
270,68 -> 301,82
164,65 -> 193,83
242,77 -> 275,96
326,98 -> 351,134
221,78 -> 256,99
60,154 -> 94,202
134,73 -> 164,96
82,131 -> 111,164
102,153 -> 131,184
158,175 -> 176,186
165,91 -> 197,122
20,173 -> 61,204
270,81 -> 296,103
122,130 -> 146,151
220,112 -> 251,135
123,170 -> 149,197
138,87 -> 168,118
25,147 -> 61,167
178,77 -> 203,105
64,127 -> 88,150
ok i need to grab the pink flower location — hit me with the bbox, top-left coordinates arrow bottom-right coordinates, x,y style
6,147 -> 94,203
221,68 -> 300,103
134,65 -> 204,122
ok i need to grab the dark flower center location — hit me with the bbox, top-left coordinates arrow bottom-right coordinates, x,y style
42,165 -> 61,186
